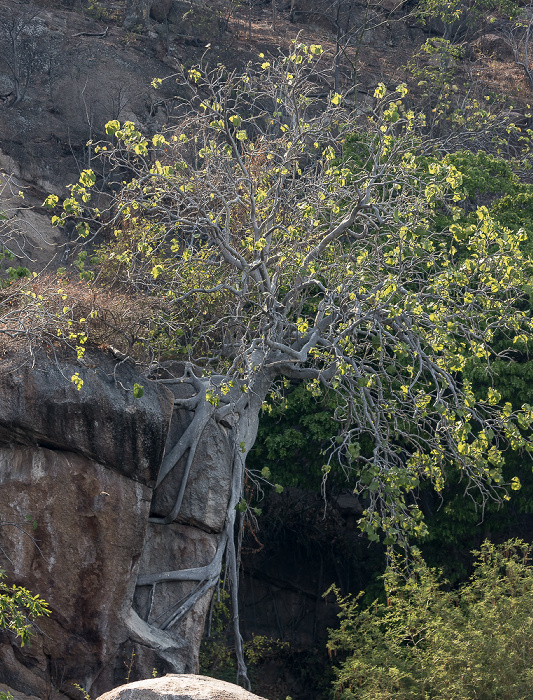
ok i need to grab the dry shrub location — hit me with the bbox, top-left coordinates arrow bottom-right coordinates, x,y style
0,273 -> 157,362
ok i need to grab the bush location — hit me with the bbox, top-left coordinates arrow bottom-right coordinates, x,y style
0,569 -> 50,647
0,273 -> 157,361
327,540 -> 533,700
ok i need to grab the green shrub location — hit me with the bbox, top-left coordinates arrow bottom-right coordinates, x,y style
0,569 -> 50,647
327,540 -> 533,700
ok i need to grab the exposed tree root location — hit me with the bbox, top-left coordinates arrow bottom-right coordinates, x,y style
133,365 -> 270,688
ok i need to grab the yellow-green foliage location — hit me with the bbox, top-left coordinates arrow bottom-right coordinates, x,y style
327,540 -> 533,700
0,570 -> 50,647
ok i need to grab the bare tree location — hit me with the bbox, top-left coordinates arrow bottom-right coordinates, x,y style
289,0 -> 407,97
0,3 -> 47,108
502,3 -> 533,97
47,46 -> 533,685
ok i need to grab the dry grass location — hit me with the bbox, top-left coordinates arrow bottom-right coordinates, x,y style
0,273 -> 157,362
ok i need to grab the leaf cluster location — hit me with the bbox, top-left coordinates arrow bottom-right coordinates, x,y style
0,569 -> 50,647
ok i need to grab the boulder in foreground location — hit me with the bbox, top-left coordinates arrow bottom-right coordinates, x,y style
95,674 -> 268,700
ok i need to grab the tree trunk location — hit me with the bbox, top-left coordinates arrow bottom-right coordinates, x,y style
133,366 -> 273,687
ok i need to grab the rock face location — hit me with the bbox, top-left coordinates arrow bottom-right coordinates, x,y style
0,0 -> 175,271
132,523 -> 219,674
0,350 -> 178,698
128,371 -> 235,683
96,675 -> 268,700
0,445 -> 152,699
0,351 -> 172,485
151,382 -> 234,533
0,683 -> 40,700
0,350 -> 238,699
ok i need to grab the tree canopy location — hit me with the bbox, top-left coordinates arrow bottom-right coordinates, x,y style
39,41 -> 533,682
50,43 -> 533,541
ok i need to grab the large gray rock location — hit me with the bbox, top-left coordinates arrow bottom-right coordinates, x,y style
96,675 -> 268,700
472,33 -> 514,60
0,350 -> 174,486
151,383 -> 233,533
124,0 -> 152,30
0,350 -> 175,698
132,523 -> 219,672
0,444 -> 151,698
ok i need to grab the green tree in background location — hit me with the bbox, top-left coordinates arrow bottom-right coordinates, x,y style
327,539 -> 533,700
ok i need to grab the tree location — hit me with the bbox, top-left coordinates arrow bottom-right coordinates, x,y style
0,4 -> 47,108
46,44 -> 533,684
415,0 -> 518,41
327,539 -> 533,700
290,0 -> 405,95
501,3 -> 533,98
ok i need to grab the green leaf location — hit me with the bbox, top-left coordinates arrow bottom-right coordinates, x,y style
105,120 -> 121,136
79,169 -> 96,187
235,498 -> 247,513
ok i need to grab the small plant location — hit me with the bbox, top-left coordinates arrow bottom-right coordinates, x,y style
124,648 -> 135,684
85,1 -> 122,23
244,634 -> 289,666
416,0 -> 519,40
72,683 -> 90,700
199,586 -> 234,682
0,569 -> 50,646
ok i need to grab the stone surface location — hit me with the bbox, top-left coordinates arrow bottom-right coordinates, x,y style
151,0 -> 172,23
96,675 -> 268,700
0,349 -> 176,698
472,33 -> 514,60
0,683 -> 40,700
0,0 -> 175,269
0,444 -> 151,698
132,523 -> 219,672
124,0 -> 152,30
151,383 -> 233,533
0,351 -> 174,487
